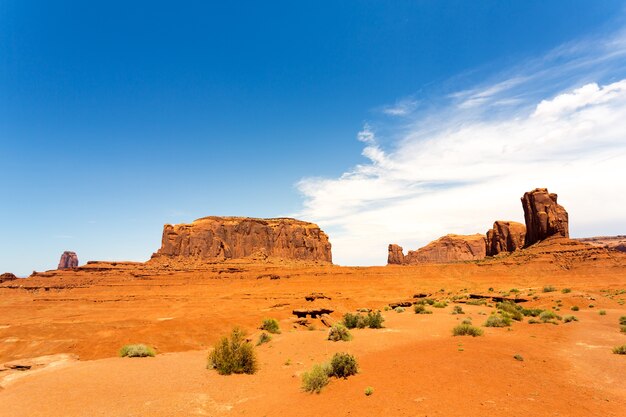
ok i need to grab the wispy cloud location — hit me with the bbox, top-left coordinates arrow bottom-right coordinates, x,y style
296,29 -> 626,266
381,98 -> 418,116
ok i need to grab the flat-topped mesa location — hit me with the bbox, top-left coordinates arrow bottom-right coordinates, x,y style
152,216 -> 332,263
521,188 -> 569,246
390,234 -> 487,265
486,221 -> 526,256
58,251 -> 79,269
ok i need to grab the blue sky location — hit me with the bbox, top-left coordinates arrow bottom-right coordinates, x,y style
2,1 -> 626,274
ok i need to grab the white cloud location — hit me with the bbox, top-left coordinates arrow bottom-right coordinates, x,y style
296,31 -> 626,266
381,98 -> 418,116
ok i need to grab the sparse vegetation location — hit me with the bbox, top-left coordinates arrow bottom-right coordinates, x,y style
619,316 -> 626,325
571,305 -> 580,311
260,318 -> 281,334
562,288 -> 572,294
208,327 -> 257,375
413,304 -> 433,314
364,386 -> 374,396
328,352 -> 358,378
612,345 -> 626,355
589,304 -> 595,308
452,305 -> 464,315
521,307 -> 544,317
467,298 -> 488,306
433,301 -> 448,308
328,323 -> 352,342
620,325 -> 626,334
452,324 -> 484,337
496,301 -> 523,321
257,332 -> 272,345
301,363 -> 331,393
394,306 -> 406,313
366,311 -> 385,328
119,344 -> 155,358
543,285 -> 557,293
513,354 -> 524,361
342,311 -> 384,329
563,315 -> 578,323
461,318 -> 473,325
599,310 -> 607,316
484,314 -> 512,327
539,310 -> 562,324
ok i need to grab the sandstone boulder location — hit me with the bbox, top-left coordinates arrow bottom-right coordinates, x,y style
397,234 -> 487,264
0,273 -> 18,283
486,221 -> 526,256
58,251 -> 79,269
521,188 -> 569,246
387,244 -> 405,265
153,216 -> 332,263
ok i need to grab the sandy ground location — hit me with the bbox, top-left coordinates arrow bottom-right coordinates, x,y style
1,242 -> 625,416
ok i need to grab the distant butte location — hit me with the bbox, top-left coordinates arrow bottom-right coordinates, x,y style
151,216 -> 332,263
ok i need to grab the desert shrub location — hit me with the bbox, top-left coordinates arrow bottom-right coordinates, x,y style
329,353 -> 358,378
484,314 -> 512,327
357,308 -> 370,313
563,315 -> 578,323
539,310 -> 561,323
528,318 -> 540,324
497,301 -> 523,321
621,325 -> 626,334
383,306 -> 390,311
612,345 -> 626,355
343,312 -> 363,329
461,317 -> 473,325
257,332 -> 272,345
562,288 -> 572,294
521,307 -> 543,317
513,354 -> 524,361
452,324 -> 483,337
543,285 -> 557,293
343,311 -> 384,329
571,305 -> 580,311
599,310 -> 607,316
328,323 -> 352,342
510,288 -> 520,293
301,363 -> 330,393
365,311 -> 385,328
414,304 -> 433,314
208,327 -> 257,375
452,305 -> 464,315
364,386 -> 374,396
425,298 -> 436,305
394,306 -> 406,313
433,301 -> 448,308
119,344 -> 155,358
588,304 -> 595,308
260,318 -> 281,334
467,298 -> 488,306
619,316 -> 626,325
488,287 -> 494,292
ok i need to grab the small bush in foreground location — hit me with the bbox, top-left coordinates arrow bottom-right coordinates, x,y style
328,323 -> 352,342
563,315 -> 578,323
452,305 -> 464,315
365,311 -> 385,328
433,301 -> 448,308
497,301 -> 523,321
260,318 -> 281,334
561,288 -> 571,294
257,332 -> 272,346
343,312 -> 364,329
301,363 -> 330,393
612,345 -> 626,355
209,327 -> 257,375
539,310 -> 561,323
329,352 -> 358,378
619,316 -> 626,326
413,304 -> 433,314
543,285 -> 557,293
521,307 -> 543,317
461,318 -> 472,325
484,315 -> 512,327
119,344 -> 155,358
394,306 -> 405,313
599,310 -> 607,316
452,324 -> 483,337
571,305 -> 580,311
364,386 -> 374,396
343,311 -> 384,329
513,354 -> 524,361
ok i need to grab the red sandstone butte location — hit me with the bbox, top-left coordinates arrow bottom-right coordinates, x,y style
389,234 -> 487,265
521,188 -> 569,246
58,251 -> 79,269
486,220 -> 526,256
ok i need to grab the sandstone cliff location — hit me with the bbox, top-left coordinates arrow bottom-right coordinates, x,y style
152,216 -> 332,263
486,221 -> 526,256
393,234 -> 486,264
521,188 -> 569,246
387,244 -> 405,265
0,273 -> 18,283
58,251 -> 79,269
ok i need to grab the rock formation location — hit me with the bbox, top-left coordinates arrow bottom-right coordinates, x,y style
58,251 -> 79,269
0,273 -> 18,283
575,236 -> 626,253
521,188 -> 569,246
152,216 -> 332,263
486,221 -> 526,256
387,244 -> 405,265
391,234 -> 487,265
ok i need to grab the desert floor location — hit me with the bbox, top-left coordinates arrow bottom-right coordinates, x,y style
1,244 -> 625,416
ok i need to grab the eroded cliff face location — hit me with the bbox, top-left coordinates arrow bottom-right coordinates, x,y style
521,188 -> 569,246
486,221 -> 526,256
399,234 -> 487,264
58,251 -> 79,269
152,216 -> 332,263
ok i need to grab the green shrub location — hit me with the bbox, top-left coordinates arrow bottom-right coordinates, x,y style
452,324 -> 483,337
208,327 -> 257,375
301,363 -> 330,393
329,353 -> 358,378
619,316 -> 626,325
364,386 -> 374,396
599,310 -> 607,316
620,325 -> 626,334
452,305 -> 464,315
328,323 -> 352,342
539,310 -> 561,323
257,332 -> 272,345
496,301 -> 523,321
394,306 -> 406,313
571,305 -> 580,311
425,298 -> 436,305
528,318 -> 540,324
461,317 -> 472,325
365,311 -> 385,328
563,315 -> 578,323
561,288 -> 571,293
513,354 -> 524,361
433,301 -> 448,308
413,304 -> 433,314
543,285 -> 557,293
589,304 -> 595,308
467,298 -> 487,306
612,345 -> 626,355
484,314 -> 512,327
119,344 -> 155,358
488,287 -> 494,292
521,308 -> 543,317
260,318 -> 281,334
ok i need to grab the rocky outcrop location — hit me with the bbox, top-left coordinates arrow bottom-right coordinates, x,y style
486,221 -> 526,256
387,244 -> 405,265
575,236 -> 626,252
152,216 -> 332,263
58,251 -> 79,269
396,234 -> 486,264
0,273 -> 18,283
521,188 -> 569,246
